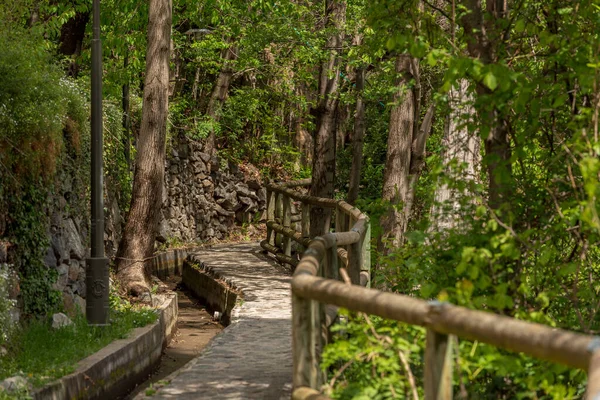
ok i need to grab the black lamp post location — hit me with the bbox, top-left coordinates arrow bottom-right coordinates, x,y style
86,0 -> 109,325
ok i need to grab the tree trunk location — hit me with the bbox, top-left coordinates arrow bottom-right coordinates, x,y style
347,67 -> 366,205
115,0 -> 172,296
309,0 -> 346,238
122,53 -> 131,169
461,0 -> 511,209
380,55 -> 419,250
58,11 -> 89,78
205,44 -> 238,157
430,79 -> 481,231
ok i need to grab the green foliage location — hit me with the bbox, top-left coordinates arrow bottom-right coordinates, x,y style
0,23 -> 91,318
0,300 -> 157,389
0,29 -> 68,182
6,185 -> 61,317
322,312 -> 425,399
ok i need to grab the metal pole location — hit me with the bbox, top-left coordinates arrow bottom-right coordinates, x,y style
86,0 -> 109,326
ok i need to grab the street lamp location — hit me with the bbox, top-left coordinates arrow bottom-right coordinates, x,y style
86,0 -> 109,325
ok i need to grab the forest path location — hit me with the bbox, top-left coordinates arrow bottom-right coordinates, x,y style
135,242 -> 293,399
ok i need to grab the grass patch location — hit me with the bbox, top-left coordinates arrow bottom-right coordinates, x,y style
0,304 -> 157,390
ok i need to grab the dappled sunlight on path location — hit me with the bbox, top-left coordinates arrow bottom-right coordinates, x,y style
135,242 -> 293,400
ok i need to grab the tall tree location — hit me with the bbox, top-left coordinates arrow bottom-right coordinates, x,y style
205,43 -> 239,158
347,66 -> 366,205
461,0 -> 511,208
379,54 -> 420,250
310,0 -> 346,237
115,0 -> 172,296
430,79 -> 481,231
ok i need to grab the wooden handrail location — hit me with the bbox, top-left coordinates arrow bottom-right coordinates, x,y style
262,180 -> 600,400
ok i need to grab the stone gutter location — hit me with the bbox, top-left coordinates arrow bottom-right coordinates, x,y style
181,255 -> 241,326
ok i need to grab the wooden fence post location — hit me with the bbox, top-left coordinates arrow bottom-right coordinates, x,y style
424,329 -> 454,400
275,192 -> 283,249
361,218 -> 371,288
267,188 -> 275,246
283,195 -> 292,257
335,206 -> 347,233
301,204 -> 310,248
347,215 -> 360,285
292,292 -> 319,390
587,348 -> 600,400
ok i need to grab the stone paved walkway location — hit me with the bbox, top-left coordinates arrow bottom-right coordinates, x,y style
136,242 -> 293,399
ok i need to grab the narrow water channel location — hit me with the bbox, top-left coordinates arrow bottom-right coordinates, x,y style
125,276 -> 223,399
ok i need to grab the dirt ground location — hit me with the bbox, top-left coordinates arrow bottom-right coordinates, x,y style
126,276 -> 223,399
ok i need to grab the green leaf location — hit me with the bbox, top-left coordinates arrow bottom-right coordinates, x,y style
483,72 -> 498,90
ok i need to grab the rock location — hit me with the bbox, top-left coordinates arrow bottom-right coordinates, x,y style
68,264 -> 79,282
257,187 -> 267,205
0,346 -> 6,357
138,292 -> 152,304
192,161 -> 207,174
74,295 -> 86,314
246,178 -> 262,190
235,183 -> 257,199
0,376 -> 28,394
214,203 -> 236,217
55,264 -> 69,291
210,155 -> 220,172
62,292 -> 75,315
198,152 -> 211,163
63,218 -> 85,260
51,231 -> 68,263
72,279 -> 86,297
0,241 -> 8,263
51,312 -> 73,329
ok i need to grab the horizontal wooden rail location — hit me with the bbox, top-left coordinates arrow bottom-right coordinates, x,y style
292,273 -> 596,370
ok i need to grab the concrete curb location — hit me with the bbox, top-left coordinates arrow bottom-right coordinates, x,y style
32,247 -> 197,400
33,293 -> 177,400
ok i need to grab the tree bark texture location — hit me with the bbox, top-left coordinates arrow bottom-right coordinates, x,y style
430,79 -> 481,232
122,53 -> 131,168
116,0 -> 172,296
380,55 -> 419,250
461,0 -> 511,209
347,67 -> 366,205
309,0 -> 346,238
205,44 -> 238,157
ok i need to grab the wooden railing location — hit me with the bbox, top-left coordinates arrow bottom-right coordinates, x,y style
261,180 -> 600,400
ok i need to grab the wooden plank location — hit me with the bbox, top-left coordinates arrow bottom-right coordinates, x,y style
335,206 -> 346,233
283,195 -> 292,257
424,329 -> 454,400
275,192 -> 283,249
361,217 -> 371,288
347,215 -> 360,285
267,189 -> 276,246
301,204 -> 310,250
